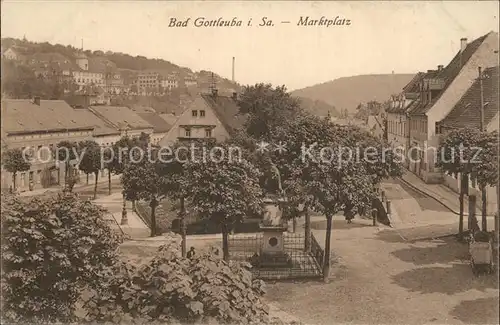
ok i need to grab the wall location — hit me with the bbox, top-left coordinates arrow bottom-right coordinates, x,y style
160,96 -> 230,145
443,173 -> 498,214
2,129 -> 93,192
426,33 -> 499,174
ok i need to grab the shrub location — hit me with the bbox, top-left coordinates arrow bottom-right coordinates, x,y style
85,232 -> 270,324
1,192 -> 123,323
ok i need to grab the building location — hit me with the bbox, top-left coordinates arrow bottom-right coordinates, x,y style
386,72 -> 423,162
131,106 -> 173,145
160,89 -> 245,145
87,105 -> 154,138
72,53 -> 105,89
2,46 -> 29,62
160,74 -> 179,91
407,31 -> 499,183
366,113 -> 386,140
1,98 -> 94,191
437,65 -> 499,214
184,74 -> 197,87
137,71 -> 161,94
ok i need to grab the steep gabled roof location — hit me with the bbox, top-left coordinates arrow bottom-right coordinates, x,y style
440,66 -> 499,130
402,72 -> 425,93
2,99 -> 94,135
410,32 -> 494,115
200,93 -> 246,135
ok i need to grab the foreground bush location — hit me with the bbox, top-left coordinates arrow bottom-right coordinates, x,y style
85,233 -> 270,324
1,192 -> 123,323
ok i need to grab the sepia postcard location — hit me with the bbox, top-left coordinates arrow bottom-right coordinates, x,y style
1,1 -> 499,325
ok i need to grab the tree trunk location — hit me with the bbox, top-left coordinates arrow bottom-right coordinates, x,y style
86,173 -> 89,185
459,174 -> 466,237
304,206 -> 311,252
93,171 -> 99,200
222,223 -> 230,262
132,200 -> 136,211
323,214 -> 333,282
292,215 -> 297,233
180,197 -> 187,258
150,198 -> 158,237
481,185 -> 487,231
108,170 -> 112,195
12,172 -> 17,191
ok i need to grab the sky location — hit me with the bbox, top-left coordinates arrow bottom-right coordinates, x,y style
1,1 -> 499,90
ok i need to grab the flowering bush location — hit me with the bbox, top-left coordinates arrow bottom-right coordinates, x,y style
85,233 -> 269,324
1,192 -> 123,323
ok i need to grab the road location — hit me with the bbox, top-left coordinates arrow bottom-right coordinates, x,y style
266,219 -> 499,325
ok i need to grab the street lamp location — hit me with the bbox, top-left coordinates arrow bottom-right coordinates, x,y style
121,191 -> 128,225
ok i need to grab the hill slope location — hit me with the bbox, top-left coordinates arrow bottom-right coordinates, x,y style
292,74 -> 415,114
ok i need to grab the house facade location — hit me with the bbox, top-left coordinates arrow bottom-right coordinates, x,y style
407,32 -> 499,183
437,65 -> 499,214
160,89 -> 245,145
1,98 -> 94,192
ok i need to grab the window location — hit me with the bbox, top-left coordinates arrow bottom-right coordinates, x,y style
20,173 -> 26,187
192,110 -> 198,117
37,170 -> 42,184
205,129 -> 212,137
200,110 -> 206,117
185,129 -> 191,137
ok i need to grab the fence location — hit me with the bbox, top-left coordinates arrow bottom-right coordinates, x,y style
228,232 -> 324,280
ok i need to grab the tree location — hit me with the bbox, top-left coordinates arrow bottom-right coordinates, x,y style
122,147 -> 166,237
472,130 -> 498,232
1,192 -> 122,323
304,149 -> 376,281
78,140 -> 102,200
437,127 -> 483,237
237,83 -> 303,140
106,134 -> 150,197
55,140 -> 79,189
186,153 -> 263,261
2,148 -> 31,191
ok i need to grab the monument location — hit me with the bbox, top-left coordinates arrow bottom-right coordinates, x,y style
250,164 -> 293,268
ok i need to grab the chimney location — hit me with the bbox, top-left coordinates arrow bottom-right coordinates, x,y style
460,38 -> 468,53
232,57 -> 235,82
437,65 -> 444,71
232,92 -> 237,100
33,96 -> 41,106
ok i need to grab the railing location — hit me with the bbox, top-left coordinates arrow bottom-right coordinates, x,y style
228,232 -> 324,280
310,234 -> 324,269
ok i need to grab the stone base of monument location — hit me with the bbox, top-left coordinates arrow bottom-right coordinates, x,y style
249,251 -> 293,268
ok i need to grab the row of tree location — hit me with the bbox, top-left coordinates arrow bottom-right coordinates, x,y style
116,83 -> 404,281
437,127 -> 499,237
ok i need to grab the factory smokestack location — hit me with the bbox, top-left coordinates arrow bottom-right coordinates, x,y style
232,57 -> 235,82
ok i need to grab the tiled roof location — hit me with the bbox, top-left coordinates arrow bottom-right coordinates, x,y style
89,106 -> 153,131
402,72 -> 425,94
159,113 -> 179,126
2,99 -> 94,135
71,108 -> 120,136
410,32 -> 492,115
136,112 -> 172,133
200,93 -> 246,135
440,66 -> 499,130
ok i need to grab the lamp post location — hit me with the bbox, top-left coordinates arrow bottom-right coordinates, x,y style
121,191 -> 128,225
121,128 -> 130,226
